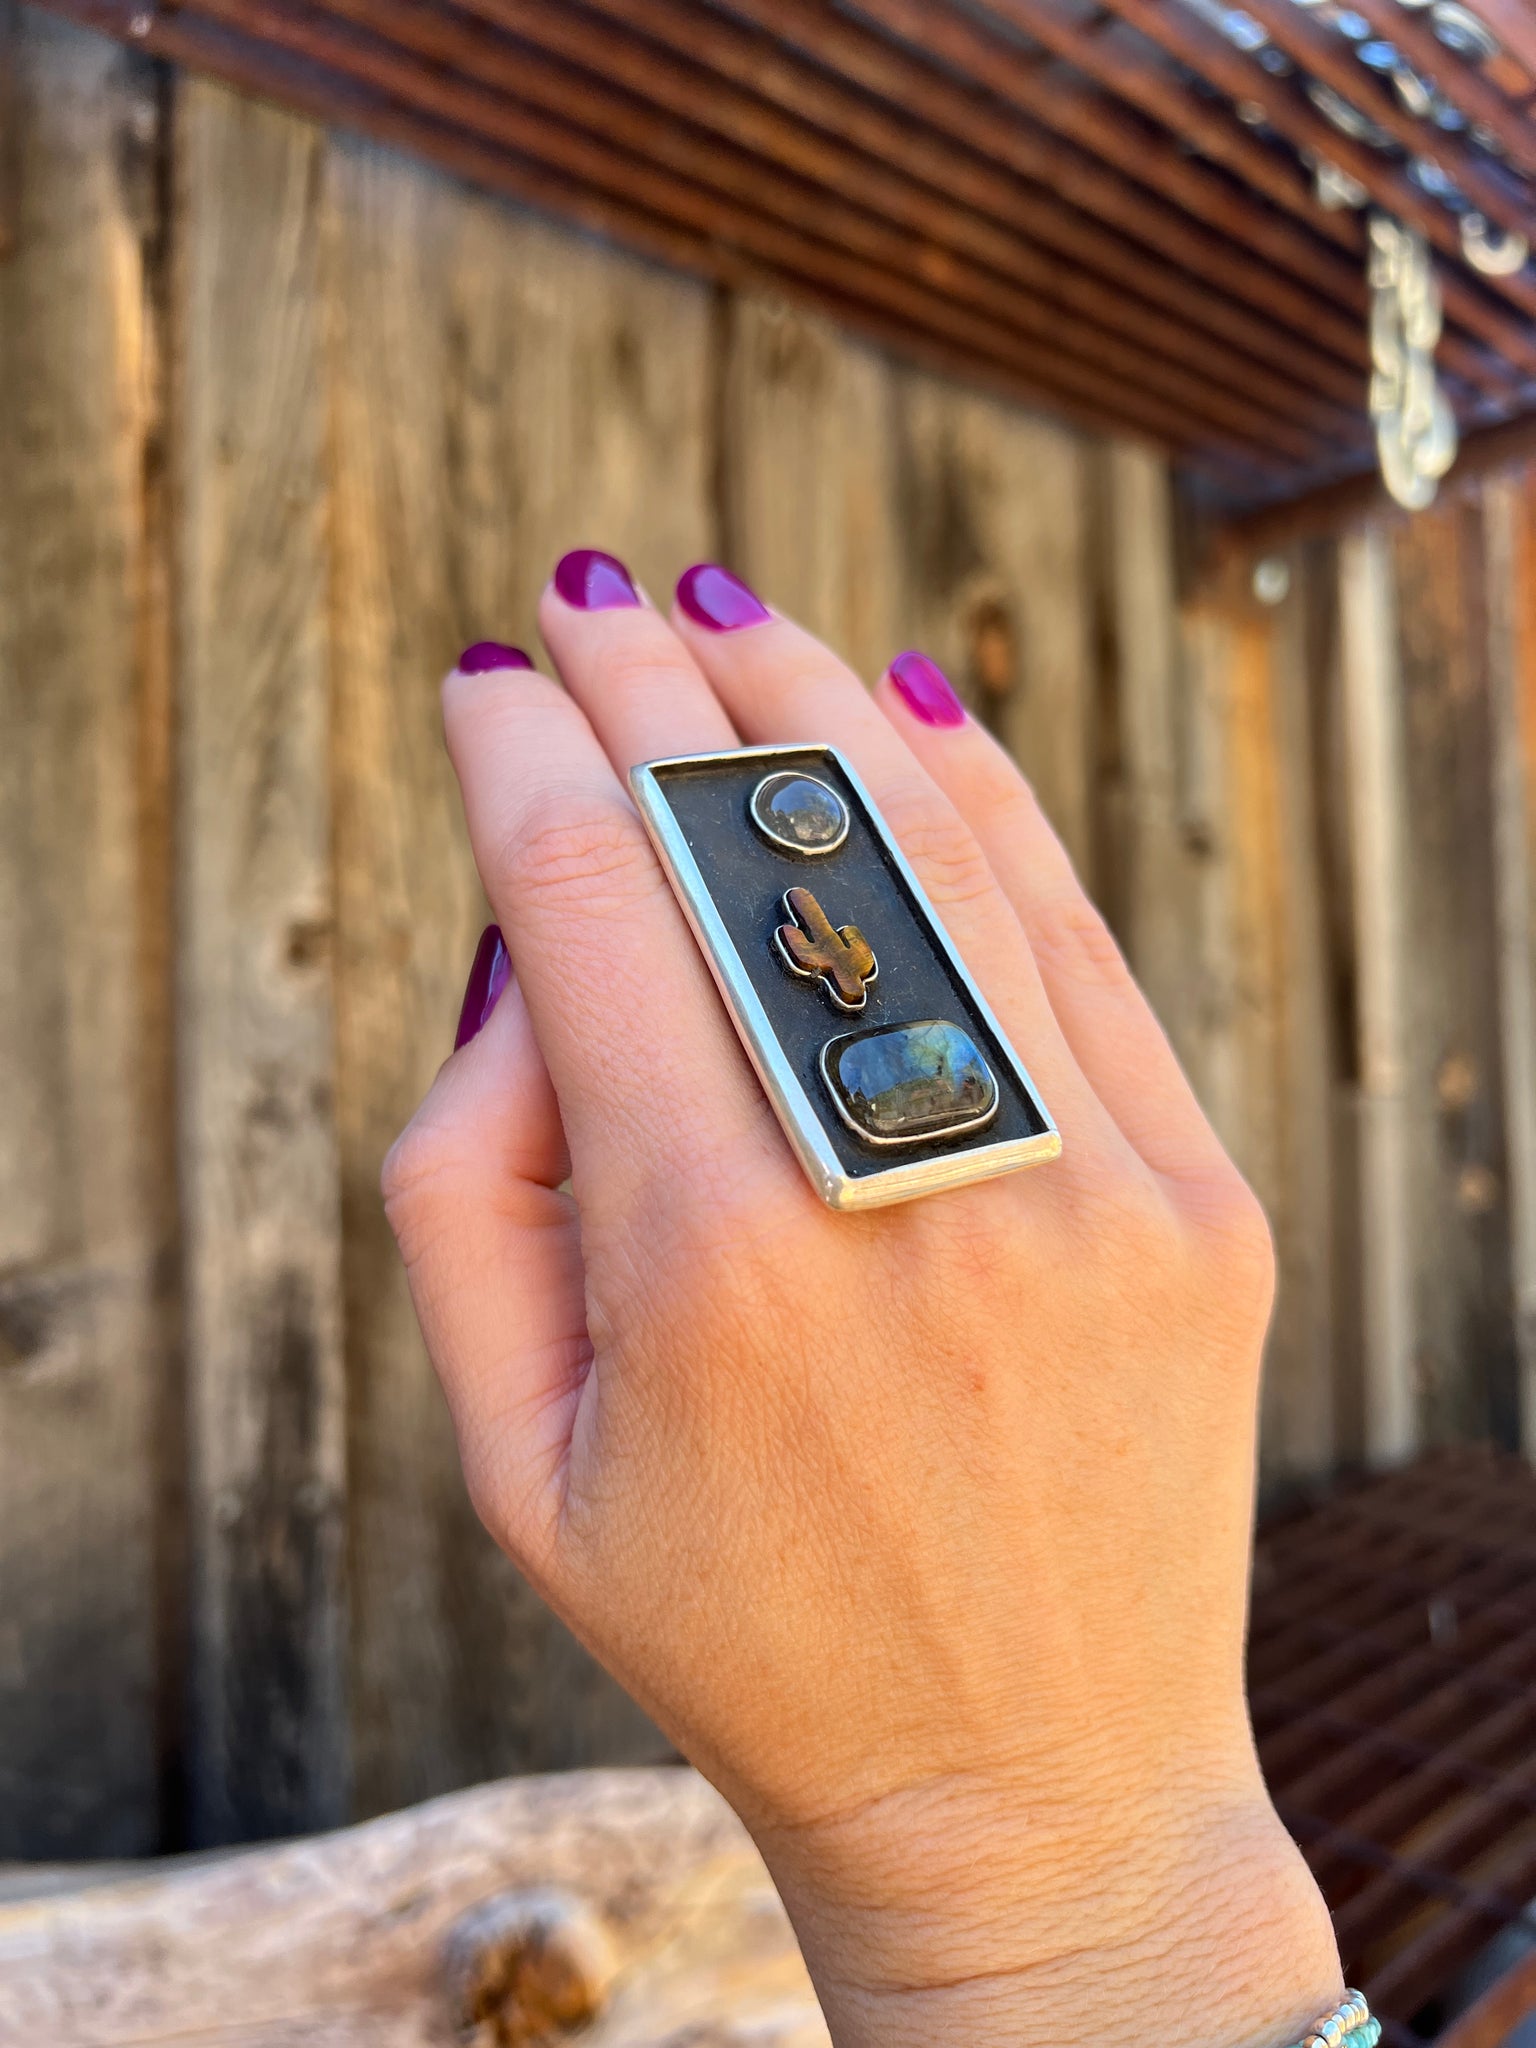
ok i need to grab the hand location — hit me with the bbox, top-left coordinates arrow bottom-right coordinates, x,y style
385,557 -> 1340,2048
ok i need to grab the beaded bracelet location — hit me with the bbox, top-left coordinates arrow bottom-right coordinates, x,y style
1291,1991 -> 1381,2048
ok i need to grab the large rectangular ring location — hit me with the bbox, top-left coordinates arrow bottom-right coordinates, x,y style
630,744 -> 1060,1210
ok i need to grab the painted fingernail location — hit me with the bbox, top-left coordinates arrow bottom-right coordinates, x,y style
552,548 -> 641,611
457,640 -> 534,674
889,649 -> 966,729
675,562 -> 771,631
454,924 -> 511,1050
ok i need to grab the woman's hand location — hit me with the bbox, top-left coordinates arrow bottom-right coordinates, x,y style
384,554 -> 1340,2048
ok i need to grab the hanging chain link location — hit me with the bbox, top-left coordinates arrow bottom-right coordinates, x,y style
1368,214 -> 1459,512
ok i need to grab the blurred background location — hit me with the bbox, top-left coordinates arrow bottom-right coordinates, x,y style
2,0 -> 1536,2037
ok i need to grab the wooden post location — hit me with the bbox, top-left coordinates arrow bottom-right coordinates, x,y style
1484,473 -> 1536,1458
0,9 -> 170,1857
1339,527 -> 1417,1465
174,76 -> 348,1842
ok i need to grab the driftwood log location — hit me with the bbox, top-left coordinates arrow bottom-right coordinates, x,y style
0,1767 -> 830,2047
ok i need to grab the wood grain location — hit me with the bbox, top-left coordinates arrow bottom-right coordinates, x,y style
324,139 -> 706,1818
719,294 -> 903,688
174,74 -> 348,1842
0,1767 -> 829,2048
1483,470 -> 1536,1456
0,8 -> 170,1856
1390,504 -> 1518,1448
1339,529 -> 1417,1465
1165,564 -> 1341,1482
1260,556 -> 1340,1481
1096,444 -> 1196,1063
892,371 -> 1097,883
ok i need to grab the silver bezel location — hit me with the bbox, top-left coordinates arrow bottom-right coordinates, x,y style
749,770 -> 851,856
772,890 -> 878,1013
630,744 -> 1061,1211
818,1024 -> 1001,1148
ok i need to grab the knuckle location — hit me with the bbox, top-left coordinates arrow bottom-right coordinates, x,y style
499,788 -> 660,915
881,785 -> 997,911
380,1115 -> 465,1259
1031,888 -> 1131,990
1185,1170 -> 1277,1327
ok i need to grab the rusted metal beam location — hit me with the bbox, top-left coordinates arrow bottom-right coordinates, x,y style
421,0 -> 1367,444
59,0 -> 1288,462
1438,1943 -> 1536,2048
976,0 -> 1350,238
1076,0 -> 1536,363
547,0 -> 1368,422
726,0 -> 1390,380
846,0 -> 1523,402
1311,0 -> 1536,179
1228,0 -> 1536,221
1459,0 -> 1536,91
1218,408 -> 1536,555
240,0 -> 1323,465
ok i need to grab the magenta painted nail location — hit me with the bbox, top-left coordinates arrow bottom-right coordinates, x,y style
675,562 -> 771,631
457,640 -> 534,674
552,548 -> 641,611
454,925 -> 511,1050
889,649 -> 965,729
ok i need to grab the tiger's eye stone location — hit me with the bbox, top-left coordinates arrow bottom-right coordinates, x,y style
749,771 -> 849,855
823,1020 -> 998,1144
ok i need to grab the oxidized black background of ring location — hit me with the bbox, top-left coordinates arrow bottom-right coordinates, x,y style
648,748 -> 1052,1184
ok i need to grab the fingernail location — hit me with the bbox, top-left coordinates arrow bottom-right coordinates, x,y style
676,562 -> 771,631
457,640 -> 534,674
889,649 -> 966,729
552,548 -> 641,611
455,924 -> 511,1050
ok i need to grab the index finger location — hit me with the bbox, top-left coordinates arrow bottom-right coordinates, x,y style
442,657 -> 772,1201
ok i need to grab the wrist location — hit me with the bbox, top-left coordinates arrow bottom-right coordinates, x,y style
757,1773 -> 1340,2048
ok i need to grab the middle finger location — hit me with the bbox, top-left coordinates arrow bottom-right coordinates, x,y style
668,564 -> 1136,1180
538,548 -> 739,770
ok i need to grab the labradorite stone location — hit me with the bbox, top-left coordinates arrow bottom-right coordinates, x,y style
749,771 -> 848,854
824,1020 -> 998,1143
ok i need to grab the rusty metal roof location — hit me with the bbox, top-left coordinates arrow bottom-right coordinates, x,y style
1252,1448 -> 1536,2047
35,0 -> 1536,518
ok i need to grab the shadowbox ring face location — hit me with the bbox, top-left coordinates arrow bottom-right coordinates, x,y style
631,744 -> 1060,1210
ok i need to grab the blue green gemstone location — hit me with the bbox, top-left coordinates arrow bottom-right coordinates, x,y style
823,1019 -> 998,1144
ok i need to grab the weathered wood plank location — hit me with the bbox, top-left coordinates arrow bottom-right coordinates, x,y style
1259,555 -> 1340,1481
1481,470 -> 1536,1455
1339,528 -> 1417,1465
325,141 -> 707,1818
0,7 -> 170,1857
1098,444 -> 1196,1063
0,1768 -> 828,2048
892,373 -> 1098,881
1167,562 -> 1341,1483
174,74 -> 348,1842
1390,503 -> 1516,1447
719,293 -> 902,686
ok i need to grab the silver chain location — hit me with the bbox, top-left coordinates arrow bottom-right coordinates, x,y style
1368,213 -> 1459,512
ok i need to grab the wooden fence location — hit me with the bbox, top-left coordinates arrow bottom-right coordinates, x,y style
3,6 -> 1534,1862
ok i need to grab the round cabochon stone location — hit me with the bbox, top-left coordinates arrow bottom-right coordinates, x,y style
749,771 -> 849,855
